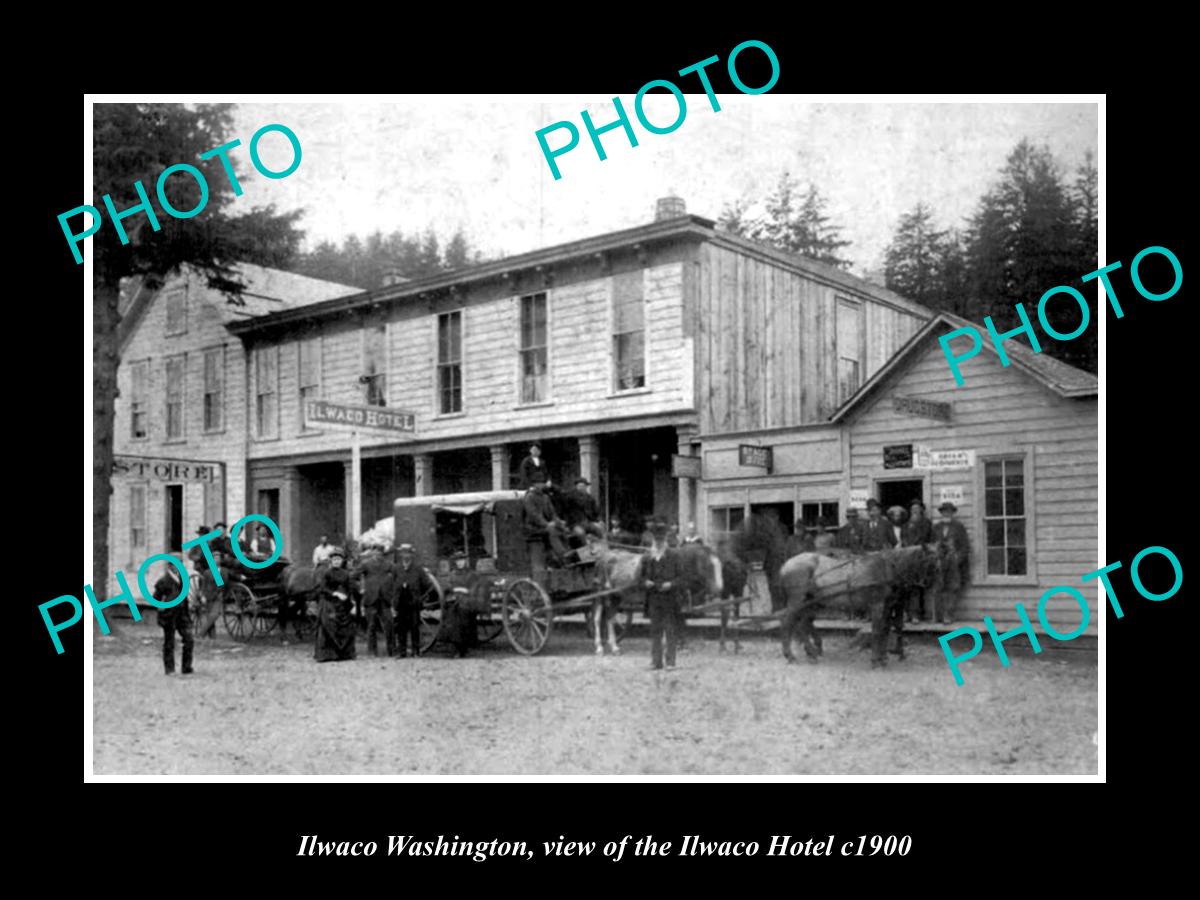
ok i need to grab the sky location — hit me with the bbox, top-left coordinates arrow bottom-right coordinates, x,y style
231,97 -> 1098,276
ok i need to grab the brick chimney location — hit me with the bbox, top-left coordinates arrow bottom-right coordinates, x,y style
655,195 -> 686,221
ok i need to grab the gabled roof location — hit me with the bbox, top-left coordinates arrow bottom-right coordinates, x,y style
117,262 -> 358,351
830,311 -> 1098,423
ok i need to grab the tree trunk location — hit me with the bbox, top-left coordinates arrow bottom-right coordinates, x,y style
93,282 -> 121,632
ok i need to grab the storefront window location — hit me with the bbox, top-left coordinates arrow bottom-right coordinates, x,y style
709,505 -> 745,545
800,501 -> 840,532
984,458 -> 1027,575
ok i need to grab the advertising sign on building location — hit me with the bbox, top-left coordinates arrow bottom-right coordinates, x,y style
113,455 -> 221,483
929,449 -> 975,471
849,488 -> 870,510
938,485 -> 965,506
883,444 -> 914,469
304,400 -> 416,432
671,454 -> 702,479
738,444 -> 773,472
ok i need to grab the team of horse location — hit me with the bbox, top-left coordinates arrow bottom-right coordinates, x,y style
208,511 -> 921,668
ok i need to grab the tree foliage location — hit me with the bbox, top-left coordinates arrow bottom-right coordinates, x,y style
717,172 -> 853,270
882,139 -> 1098,372
292,226 -> 483,289
91,102 -> 305,607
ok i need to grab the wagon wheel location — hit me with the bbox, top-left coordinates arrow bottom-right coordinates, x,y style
253,594 -> 279,636
503,578 -> 553,655
222,581 -> 257,641
418,572 -> 445,653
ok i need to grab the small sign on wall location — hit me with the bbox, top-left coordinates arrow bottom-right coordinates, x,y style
938,485 -> 965,506
849,488 -> 869,510
883,444 -> 914,469
738,444 -> 773,472
671,454 -> 702,479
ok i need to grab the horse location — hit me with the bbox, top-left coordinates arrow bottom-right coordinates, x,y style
587,540 -> 642,656
672,541 -> 727,650
777,544 -> 933,667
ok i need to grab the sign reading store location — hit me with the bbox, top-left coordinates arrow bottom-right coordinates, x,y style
113,455 -> 221,483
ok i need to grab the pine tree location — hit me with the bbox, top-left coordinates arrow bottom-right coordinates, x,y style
884,203 -> 947,305
91,103 -> 304,623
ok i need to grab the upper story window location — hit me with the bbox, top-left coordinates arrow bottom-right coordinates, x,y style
202,346 -> 224,432
613,271 -> 645,391
836,298 -> 863,404
519,292 -> 548,404
255,345 -> 279,439
437,311 -> 463,414
129,360 -> 149,440
362,324 -> 387,407
164,354 -> 186,440
164,288 -> 186,336
299,337 -> 322,426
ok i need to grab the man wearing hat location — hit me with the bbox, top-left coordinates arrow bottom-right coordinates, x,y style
836,508 -> 865,552
358,545 -> 396,657
563,475 -> 602,541
902,499 -> 934,622
518,443 -> 547,490
861,499 -> 897,551
153,558 -> 194,676
636,519 -> 683,670
930,502 -> 972,624
522,475 -> 568,576
393,543 -> 434,657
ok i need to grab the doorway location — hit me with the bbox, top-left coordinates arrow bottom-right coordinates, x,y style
257,488 -> 280,524
750,502 -> 795,534
877,479 -> 924,512
165,484 -> 183,551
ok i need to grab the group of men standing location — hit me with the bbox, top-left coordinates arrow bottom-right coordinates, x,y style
353,543 -> 438,660
833,499 -> 971,623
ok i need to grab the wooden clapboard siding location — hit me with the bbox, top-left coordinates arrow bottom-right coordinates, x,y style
846,340 -> 1099,635
698,244 -> 927,434
247,261 -> 693,460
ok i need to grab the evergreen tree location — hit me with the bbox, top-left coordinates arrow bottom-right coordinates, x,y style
964,139 -> 1094,371
884,203 -> 947,305
724,172 -> 854,269
91,102 -> 304,620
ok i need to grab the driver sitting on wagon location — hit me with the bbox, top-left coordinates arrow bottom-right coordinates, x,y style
523,472 -> 568,576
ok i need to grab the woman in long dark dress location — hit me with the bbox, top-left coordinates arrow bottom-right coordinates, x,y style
314,548 -> 357,662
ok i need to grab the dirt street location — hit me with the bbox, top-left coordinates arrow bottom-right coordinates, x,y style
93,620 -> 1097,776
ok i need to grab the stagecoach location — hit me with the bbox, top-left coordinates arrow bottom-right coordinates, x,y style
394,490 -> 635,656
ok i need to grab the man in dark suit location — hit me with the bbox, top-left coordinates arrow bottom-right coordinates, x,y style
523,475 -> 567,576
931,502 -> 972,624
393,543 -> 434,658
637,519 -> 683,670
358,546 -> 396,657
861,499 -> 897,551
154,561 -> 194,676
518,443 -> 547,489
836,508 -> 865,551
902,499 -> 934,622
563,476 -> 602,539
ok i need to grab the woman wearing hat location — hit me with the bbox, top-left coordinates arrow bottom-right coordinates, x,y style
314,547 -> 358,662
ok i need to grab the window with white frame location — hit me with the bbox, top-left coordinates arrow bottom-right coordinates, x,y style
519,292 -> 548,403
130,484 -> 147,550
709,505 -> 745,546
299,337 -> 321,425
129,360 -> 149,440
836,298 -> 863,404
612,271 -> 645,391
255,346 -> 279,439
362,324 -> 387,407
164,288 -> 186,336
202,346 -> 223,432
437,311 -> 462,414
983,457 -> 1028,576
165,355 -> 185,440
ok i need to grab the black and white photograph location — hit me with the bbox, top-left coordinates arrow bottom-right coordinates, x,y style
82,93 -> 1102,777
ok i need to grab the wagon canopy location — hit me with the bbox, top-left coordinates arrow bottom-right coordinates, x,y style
393,490 -> 526,516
